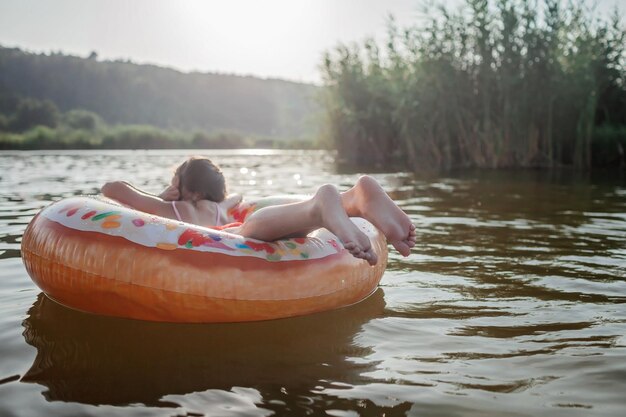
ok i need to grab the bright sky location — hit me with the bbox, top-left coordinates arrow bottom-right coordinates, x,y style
0,0 -> 623,84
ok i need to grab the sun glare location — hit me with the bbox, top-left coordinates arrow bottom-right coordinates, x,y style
167,0 -> 322,79
176,1 -> 312,49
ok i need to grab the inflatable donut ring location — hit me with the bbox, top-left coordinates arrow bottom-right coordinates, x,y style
21,196 -> 388,322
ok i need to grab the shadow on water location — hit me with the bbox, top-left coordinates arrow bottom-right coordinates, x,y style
20,290 -> 387,412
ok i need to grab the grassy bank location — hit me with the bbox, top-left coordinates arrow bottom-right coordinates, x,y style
0,110 -> 320,150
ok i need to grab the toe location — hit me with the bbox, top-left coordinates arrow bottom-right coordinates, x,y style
392,240 -> 411,257
364,249 -> 378,265
344,241 -> 356,251
343,242 -> 363,259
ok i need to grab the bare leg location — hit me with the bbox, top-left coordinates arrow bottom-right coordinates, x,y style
237,184 -> 378,265
340,175 -> 416,256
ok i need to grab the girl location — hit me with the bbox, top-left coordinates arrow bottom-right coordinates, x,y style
101,156 -> 416,265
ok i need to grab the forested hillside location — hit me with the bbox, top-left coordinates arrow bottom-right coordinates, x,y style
0,46 -> 318,139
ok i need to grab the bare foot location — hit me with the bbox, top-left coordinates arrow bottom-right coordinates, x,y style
347,176 -> 416,257
314,184 -> 378,265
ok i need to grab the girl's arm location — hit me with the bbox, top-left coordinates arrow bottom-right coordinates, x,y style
222,193 -> 243,209
101,181 -> 173,217
158,184 -> 180,201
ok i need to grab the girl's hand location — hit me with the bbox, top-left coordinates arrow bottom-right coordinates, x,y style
159,184 -> 180,201
159,174 -> 181,201
223,193 -> 243,209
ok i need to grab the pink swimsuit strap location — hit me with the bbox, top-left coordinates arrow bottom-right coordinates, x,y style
171,200 -> 183,221
214,201 -> 221,225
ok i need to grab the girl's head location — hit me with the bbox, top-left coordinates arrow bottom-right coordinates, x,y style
175,157 -> 226,202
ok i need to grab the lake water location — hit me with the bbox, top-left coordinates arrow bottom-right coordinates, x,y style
1,149 -> 625,417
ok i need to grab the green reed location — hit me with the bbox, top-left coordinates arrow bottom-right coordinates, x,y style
320,0 -> 626,170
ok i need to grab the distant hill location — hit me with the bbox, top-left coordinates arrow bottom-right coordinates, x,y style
0,46 -> 319,139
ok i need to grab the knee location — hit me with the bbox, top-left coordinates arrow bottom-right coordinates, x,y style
311,184 -> 340,211
313,184 -> 341,202
356,175 -> 377,188
318,183 -> 338,194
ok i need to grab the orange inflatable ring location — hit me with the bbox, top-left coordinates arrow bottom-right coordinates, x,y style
21,196 -> 388,322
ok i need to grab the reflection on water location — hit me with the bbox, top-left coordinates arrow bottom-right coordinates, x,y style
1,150 -> 626,416
21,291 -> 386,414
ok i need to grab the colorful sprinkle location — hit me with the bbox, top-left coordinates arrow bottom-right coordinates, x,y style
179,229 -> 215,247
244,240 -> 276,254
132,218 -> 145,227
156,243 -> 177,250
92,211 -> 121,221
165,223 -> 178,230
102,221 -> 121,229
81,210 -> 97,220
328,239 -> 341,252
66,207 -> 79,217
229,204 -> 256,222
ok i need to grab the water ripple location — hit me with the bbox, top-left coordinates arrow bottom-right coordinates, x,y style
1,152 -> 625,416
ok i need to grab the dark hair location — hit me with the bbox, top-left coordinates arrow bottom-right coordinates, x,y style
176,157 -> 226,202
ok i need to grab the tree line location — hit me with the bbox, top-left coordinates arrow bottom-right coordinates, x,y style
320,0 -> 626,170
0,45 -> 317,140
0,96 -> 315,150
